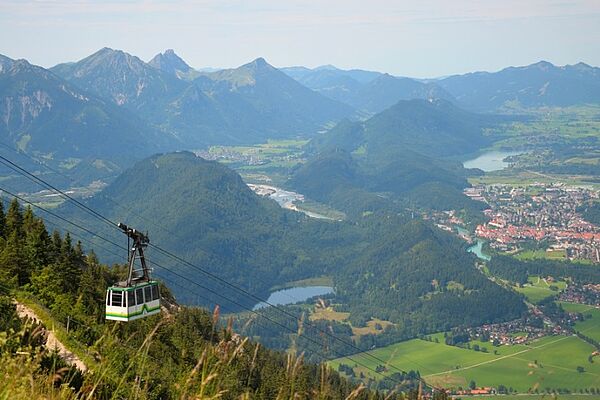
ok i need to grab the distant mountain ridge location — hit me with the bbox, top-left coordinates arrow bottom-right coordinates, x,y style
51,48 -> 184,107
281,65 -> 454,114
438,60 -> 600,111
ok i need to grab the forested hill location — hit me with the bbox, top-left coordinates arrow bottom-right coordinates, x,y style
289,99 -> 492,214
308,99 -> 496,158
0,198 -> 408,399
75,151 -> 313,308
62,151 -> 524,352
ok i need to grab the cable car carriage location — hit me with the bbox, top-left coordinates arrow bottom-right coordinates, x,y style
106,223 -> 160,322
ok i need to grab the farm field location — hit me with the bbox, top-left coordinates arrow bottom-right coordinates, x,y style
330,335 -> 600,392
468,396 -> 600,400
516,249 -> 568,261
560,302 -> 597,313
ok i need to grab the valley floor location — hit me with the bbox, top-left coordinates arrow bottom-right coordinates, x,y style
331,332 -> 600,392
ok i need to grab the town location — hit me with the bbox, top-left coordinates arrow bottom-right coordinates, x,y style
466,183 -> 600,263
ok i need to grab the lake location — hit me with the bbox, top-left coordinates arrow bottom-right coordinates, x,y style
463,150 -> 523,172
253,285 -> 334,310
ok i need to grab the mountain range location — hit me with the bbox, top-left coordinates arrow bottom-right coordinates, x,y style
438,60 -> 600,111
281,65 -> 454,114
283,61 -> 600,113
2,47 -> 600,192
51,48 -> 353,147
0,53 -> 171,188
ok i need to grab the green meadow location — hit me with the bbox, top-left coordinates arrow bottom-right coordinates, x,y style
515,276 -> 566,304
330,335 -> 600,392
562,304 -> 600,343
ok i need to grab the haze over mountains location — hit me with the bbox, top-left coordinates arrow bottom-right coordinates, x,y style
281,65 -> 454,114
51,48 -> 353,148
3,44 -> 600,394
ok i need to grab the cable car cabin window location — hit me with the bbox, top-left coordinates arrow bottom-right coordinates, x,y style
151,284 -> 159,301
128,291 -> 135,307
144,286 -> 152,303
136,288 -> 144,304
111,291 -> 123,307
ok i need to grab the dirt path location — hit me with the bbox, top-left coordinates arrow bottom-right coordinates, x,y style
15,302 -> 87,372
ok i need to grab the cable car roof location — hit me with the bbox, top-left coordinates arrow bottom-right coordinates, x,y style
108,280 -> 159,291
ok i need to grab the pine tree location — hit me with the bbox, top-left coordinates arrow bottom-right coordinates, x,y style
24,218 -> 51,274
50,230 -> 62,264
58,232 -> 82,291
0,199 -> 6,239
0,229 -> 28,286
22,206 -> 35,234
5,198 -> 23,236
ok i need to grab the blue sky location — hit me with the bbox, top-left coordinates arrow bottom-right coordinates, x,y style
1,0 -> 599,77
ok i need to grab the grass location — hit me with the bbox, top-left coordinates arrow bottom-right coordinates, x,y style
516,249 -> 568,261
560,302 -> 596,313
514,276 -> 566,304
308,306 -> 394,338
270,276 -> 334,291
331,335 -> 600,392
570,306 -> 600,343
351,318 -> 394,338
515,286 -> 556,304
493,105 -> 600,141
310,307 -> 350,322
472,396 -> 600,400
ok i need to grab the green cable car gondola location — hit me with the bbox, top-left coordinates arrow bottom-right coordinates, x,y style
105,223 -> 160,322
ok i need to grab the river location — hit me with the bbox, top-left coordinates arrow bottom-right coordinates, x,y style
463,150 -> 523,172
247,184 -> 334,220
253,286 -> 334,310
467,239 -> 491,261
456,227 -> 491,261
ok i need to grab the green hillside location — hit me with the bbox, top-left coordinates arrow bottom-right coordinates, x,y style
290,99 -> 493,214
